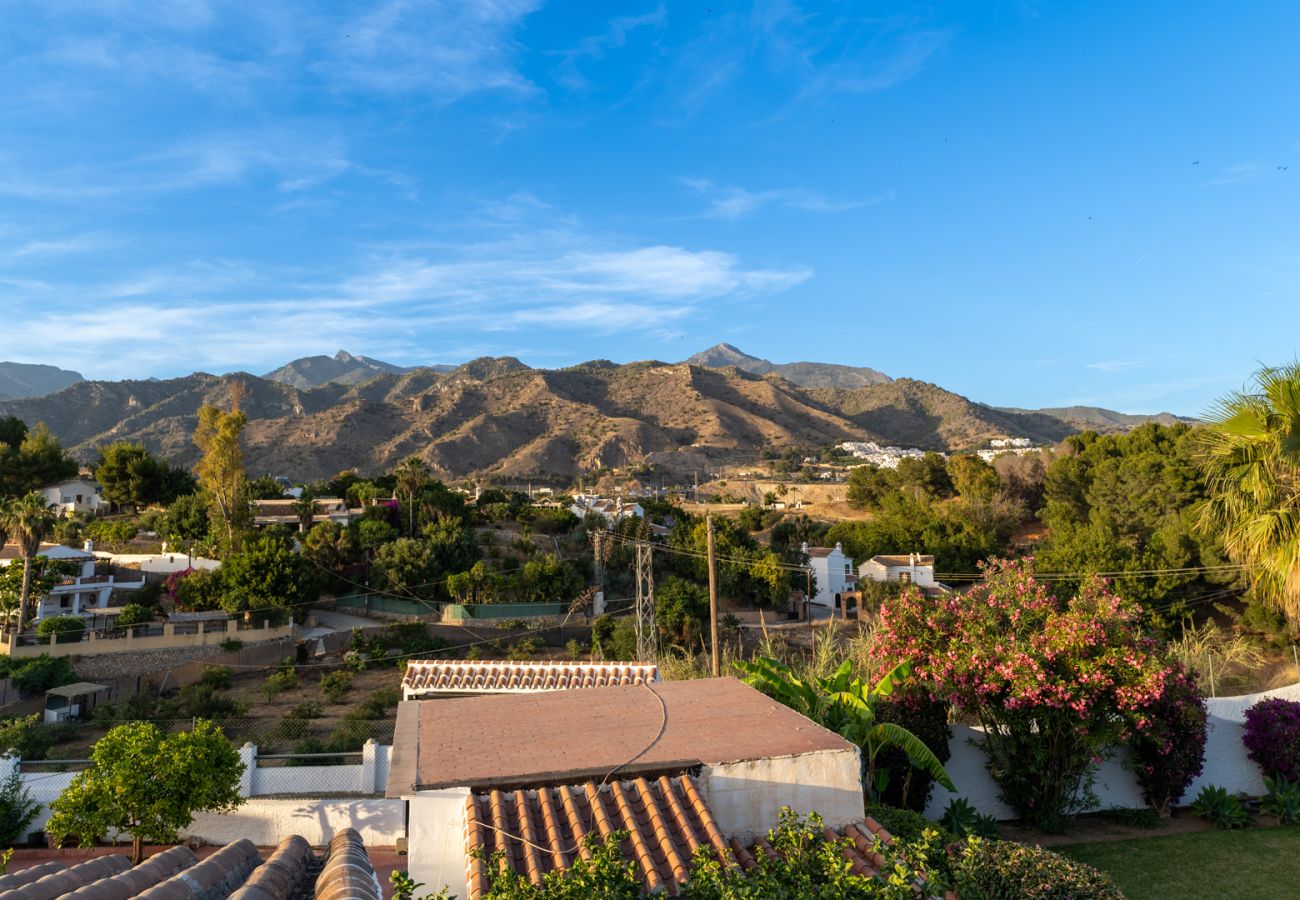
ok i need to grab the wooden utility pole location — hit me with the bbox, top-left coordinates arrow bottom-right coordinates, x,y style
706,512 -> 720,677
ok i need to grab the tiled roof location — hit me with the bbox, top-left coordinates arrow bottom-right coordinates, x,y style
868,554 -> 934,567
730,819 -> 894,880
402,660 -> 660,698
805,547 -> 835,558
387,677 -> 856,795
463,775 -> 730,899
314,831 -> 382,900
1,831 -> 379,900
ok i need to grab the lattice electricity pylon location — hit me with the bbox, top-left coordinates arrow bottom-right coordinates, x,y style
633,541 -> 657,662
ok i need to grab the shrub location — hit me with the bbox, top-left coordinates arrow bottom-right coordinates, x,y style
115,604 -> 155,627
863,803 -> 954,846
198,666 -> 233,690
8,654 -> 76,695
1243,698 -> 1300,781
954,838 -> 1124,900
219,638 -> 243,653
1190,785 -> 1252,829
0,767 -> 39,845
263,669 -> 299,700
1262,775 -> 1300,825
565,639 -> 583,661
874,559 -> 1177,831
320,670 -> 353,703
940,798 -> 999,839
505,637 -> 541,661
369,686 -> 401,709
177,682 -> 244,720
276,716 -> 309,741
1126,662 -> 1207,814
288,701 -> 323,720
326,719 -> 372,752
36,616 -> 86,644
0,714 -> 56,761
874,681 -> 952,811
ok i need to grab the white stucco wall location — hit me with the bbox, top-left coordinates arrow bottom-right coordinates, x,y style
923,681 -> 1300,820
184,798 -> 404,846
699,748 -> 863,841
408,789 -> 471,899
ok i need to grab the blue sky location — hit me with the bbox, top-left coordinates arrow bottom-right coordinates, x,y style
1,1 -> 1297,414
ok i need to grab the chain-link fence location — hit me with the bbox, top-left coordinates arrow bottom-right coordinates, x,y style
7,715 -> 396,761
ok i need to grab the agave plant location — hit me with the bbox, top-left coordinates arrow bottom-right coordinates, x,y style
736,656 -> 955,799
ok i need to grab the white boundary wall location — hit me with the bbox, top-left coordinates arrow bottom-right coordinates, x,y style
924,681 -> 1300,820
7,740 -> 399,844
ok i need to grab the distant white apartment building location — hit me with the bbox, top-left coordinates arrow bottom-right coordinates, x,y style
989,437 -> 1033,449
569,494 -> 644,524
837,442 -> 936,469
38,477 -> 103,516
802,541 -> 854,607
858,553 -> 938,589
0,542 -> 144,622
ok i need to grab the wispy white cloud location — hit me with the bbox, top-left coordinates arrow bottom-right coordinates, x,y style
676,177 -> 886,220
1086,359 -> 1147,373
552,7 -> 667,91
0,196 -> 813,379
322,0 -> 541,100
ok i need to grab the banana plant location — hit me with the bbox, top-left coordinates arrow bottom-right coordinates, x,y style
736,656 -> 955,800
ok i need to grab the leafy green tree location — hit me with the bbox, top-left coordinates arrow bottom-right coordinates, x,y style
302,520 -> 355,591
116,604 -> 155,627
245,475 -> 286,500
1198,363 -> 1300,627
193,403 -> 250,550
947,454 -> 1000,502
654,576 -> 709,644
46,720 -> 244,863
1036,423 -> 1232,626
1,492 -> 58,630
423,518 -> 480,574
447,561 -> 503,604
846,465 -> 894,510
893,453 -> 956,502
157,463 -> 198,505
36,615 -> 86,643
521,554 -> 583,605
160,493 -> 210,543
291,492 -> 318,533
0,423 -> 78,499
93,442 -> 163,508
373,537 -> 441,602
219,530 -> 321,622
0,416 -> 27,450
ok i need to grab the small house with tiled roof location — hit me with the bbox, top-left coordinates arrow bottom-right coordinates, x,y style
859,553 -> 939,589
387,676 -> 864,898
801,541 -> 854,608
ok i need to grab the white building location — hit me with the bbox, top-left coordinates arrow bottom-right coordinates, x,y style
388,677 -> 864,899
858,553 -> 937,588
38,478 -> 103,516
0,542 -> 145,622
802,541 -> 854,608
568,494 -> 644,524
251,498 -> 359,530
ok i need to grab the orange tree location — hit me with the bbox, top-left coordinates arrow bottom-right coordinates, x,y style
873,558 -> 1184,830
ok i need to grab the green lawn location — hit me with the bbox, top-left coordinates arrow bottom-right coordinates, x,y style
1057,826 -> 1300,900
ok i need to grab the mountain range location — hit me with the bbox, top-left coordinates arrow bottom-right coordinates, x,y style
0,347 -> 1195,483
0,362 -> 84,401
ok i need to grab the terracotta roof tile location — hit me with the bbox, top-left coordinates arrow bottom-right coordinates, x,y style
228,836 -> 312,900
402,660 -> 659,698
868,554 -> 934,567
314,829 -> 382,900
462,774 -> 730,899
61,847 -> 196,900
134,839 -> 260,900
1,856 -> 131,900
389,677 -> 856,794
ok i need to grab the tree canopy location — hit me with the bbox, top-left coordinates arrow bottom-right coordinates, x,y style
45,720 -> 244,863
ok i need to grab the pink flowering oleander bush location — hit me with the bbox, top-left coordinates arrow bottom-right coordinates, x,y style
874,558 -> 1180,830
1242,698 -> 1300,782
1126,662 -> 1207,814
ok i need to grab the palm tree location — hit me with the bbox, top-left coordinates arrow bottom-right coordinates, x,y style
291,491 -> 318,534
394,456 -> 431,536
0,496 -> 13,628
1198,362 -> 1300,626
736,656 -> 955,800
3,492 -> 58,631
